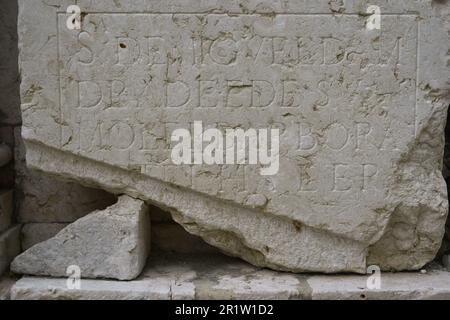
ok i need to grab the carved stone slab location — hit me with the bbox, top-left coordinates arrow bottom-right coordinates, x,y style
18,0 -> 450,273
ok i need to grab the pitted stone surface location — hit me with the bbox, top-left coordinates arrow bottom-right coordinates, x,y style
18,0 -> 450,273
11,195 -> 151,280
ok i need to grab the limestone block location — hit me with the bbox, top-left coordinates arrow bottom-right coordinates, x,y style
0,190 -> 13,234
307,271 -> 450,300
11,254 -> 450,300
11,253 -> 311,300
14,127 -> 117,223
17,0 -> 450,273
11,277 -> 171,300
0,225 -> 21,276
21,223 -> 68,250
11,195 -> 151,280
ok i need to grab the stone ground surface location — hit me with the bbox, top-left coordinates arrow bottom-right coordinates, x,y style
5,253 -> 450,300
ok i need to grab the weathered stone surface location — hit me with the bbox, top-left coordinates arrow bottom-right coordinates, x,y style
11,195 -> 151,280
0,190 -> 13,234
9,253 -> 450,300
0,225 -> 21,276
307,270 -> 450,300
11,253 -> 311,300
11,276 -> 171,300
21,223 -> 68,250
14,127 -> 117,223
17,221 -> 204,253
18,0 -> 450,273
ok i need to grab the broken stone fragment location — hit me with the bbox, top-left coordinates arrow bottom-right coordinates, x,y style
11,195 -> 150,280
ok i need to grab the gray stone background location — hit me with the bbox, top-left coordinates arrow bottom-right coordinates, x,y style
0,0 -> 448,278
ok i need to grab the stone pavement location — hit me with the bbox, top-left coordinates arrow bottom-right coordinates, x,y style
5,253 -> 450,300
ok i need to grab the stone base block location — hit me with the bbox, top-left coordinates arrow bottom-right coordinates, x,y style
9,253 -> 450,300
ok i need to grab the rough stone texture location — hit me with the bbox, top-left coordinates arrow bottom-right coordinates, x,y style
11,253 -> 311,300
21,223 -> 68,250
20,212 -> 212,254
0,225 -> 21,276
18,0 -> 450,273
0,190 -> 13,234
11,277 -> 171,300
9,253 -> 450,300
11,195 -> 151,280
14,127 -> 117,223
307,270 -> 450,300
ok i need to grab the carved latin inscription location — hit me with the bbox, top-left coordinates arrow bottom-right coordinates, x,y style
58,13 -> 418,212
